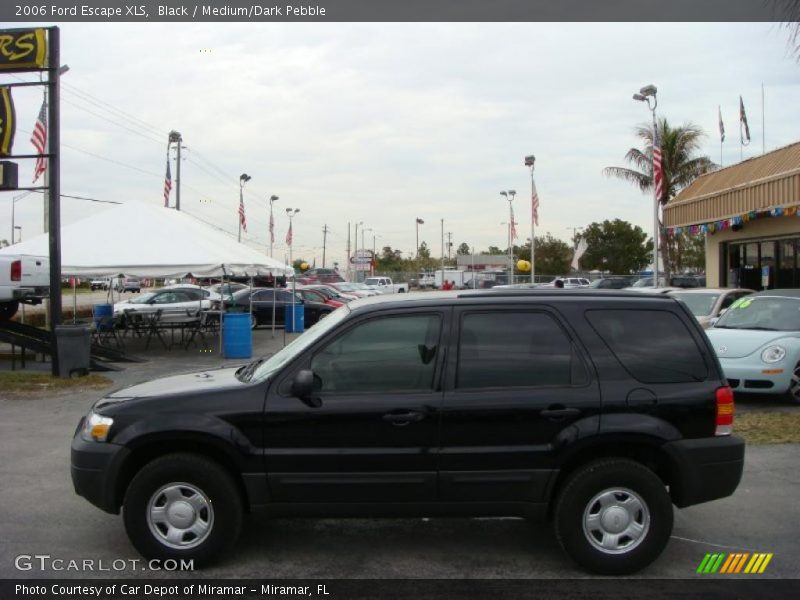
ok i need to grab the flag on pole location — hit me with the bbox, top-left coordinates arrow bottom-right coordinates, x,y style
238,194 -> 247,232
571,237 -> 588,271
269,211 -> 275,244
163,158 -> 172,207
718,106 -> 725,143
30,97 -> 47,183
285,222 -> 293,246
653,123 -> 664,202
510,206 -> 518,240
739,95 -> 751,144
416,218 -> 424,225
531,179 -> 540,227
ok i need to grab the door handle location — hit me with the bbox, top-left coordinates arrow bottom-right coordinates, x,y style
540,407 -> 582,419
382,411 -> 425,426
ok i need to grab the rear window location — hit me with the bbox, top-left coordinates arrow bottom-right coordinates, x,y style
586,309 -> 708,383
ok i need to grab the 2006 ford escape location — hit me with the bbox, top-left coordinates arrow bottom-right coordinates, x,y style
71,290 -> 744,574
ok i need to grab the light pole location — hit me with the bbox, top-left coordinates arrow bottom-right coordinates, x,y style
286,208 -> 300,334
525,154 -> 537,283
354,221 -> 363,282
238,173 -> 251,242
500,190 -> 516,284
11,191 -> 33,244
269,195 -> 279,257
633,84 -> 659,288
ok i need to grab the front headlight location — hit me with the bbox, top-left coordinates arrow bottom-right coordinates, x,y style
761,345 -> 786,364
81,411 -> 114,442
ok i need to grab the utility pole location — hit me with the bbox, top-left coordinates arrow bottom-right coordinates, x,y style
346,222 -> 351,280
321,224 -> 329,268
169,131 -> 183,211
446,232 -> 453,261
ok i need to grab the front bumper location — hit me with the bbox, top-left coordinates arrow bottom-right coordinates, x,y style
663,435 -> 745,508
718,357 -> 792,394
71,429 -> 130,515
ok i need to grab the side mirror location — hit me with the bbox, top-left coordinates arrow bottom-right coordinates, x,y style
291,369 -> 321,408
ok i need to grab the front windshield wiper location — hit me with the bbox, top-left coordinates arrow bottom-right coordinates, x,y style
712,325 -> 741,329
236,357 -> 267,382
741,326 -> 780,331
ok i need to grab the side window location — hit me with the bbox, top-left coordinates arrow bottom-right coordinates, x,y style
311,314 -> 441,393
152,292 -> 176,304
720,294 -> 738,310
586,309 -> 708,383
456,312 -> 587,389
255,290 -> 274,301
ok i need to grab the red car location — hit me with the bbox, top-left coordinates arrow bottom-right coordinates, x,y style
295,286 -> 344,308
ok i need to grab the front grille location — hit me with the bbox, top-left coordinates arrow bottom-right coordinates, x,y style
727,379 -> 741,388
744,380 -> 774,389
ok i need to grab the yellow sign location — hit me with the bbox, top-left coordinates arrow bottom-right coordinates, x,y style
0,29 -> 48,71
0,87 -> 15,156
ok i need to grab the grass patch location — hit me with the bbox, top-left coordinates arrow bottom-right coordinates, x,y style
735,411 -> 800,445
0,372 -> 113,393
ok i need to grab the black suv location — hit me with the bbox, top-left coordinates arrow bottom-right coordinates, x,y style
71,291 -> 744,574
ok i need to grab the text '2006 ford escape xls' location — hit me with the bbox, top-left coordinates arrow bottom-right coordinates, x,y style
71,290 -> 744,574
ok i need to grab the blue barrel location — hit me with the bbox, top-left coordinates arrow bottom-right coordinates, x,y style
92,304 -> 114,332
223,313 -> 252,358
284,304 -> 305,333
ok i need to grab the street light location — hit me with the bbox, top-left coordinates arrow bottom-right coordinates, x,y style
500,190 -> 516,284
238,173 -> 251,242
633,83 -> 659,288
285,208 -> 300,335
525,154 -> 536,282
269,195 -> 279,258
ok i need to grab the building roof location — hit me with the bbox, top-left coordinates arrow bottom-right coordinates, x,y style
663,141 -> 800,227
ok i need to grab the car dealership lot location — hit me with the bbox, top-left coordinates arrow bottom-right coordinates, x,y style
1,330 -> 798,579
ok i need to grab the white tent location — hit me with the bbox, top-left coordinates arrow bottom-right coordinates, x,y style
0,202 -> 293,278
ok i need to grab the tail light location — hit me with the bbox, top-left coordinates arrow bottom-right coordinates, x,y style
10,260 -> 21,282
715,386 -> 735,436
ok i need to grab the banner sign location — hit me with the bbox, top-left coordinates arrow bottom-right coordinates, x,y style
0,86 -> 15,156
0,28 -> 47,71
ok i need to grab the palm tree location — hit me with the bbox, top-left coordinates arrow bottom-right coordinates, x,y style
604,118 -> 715,278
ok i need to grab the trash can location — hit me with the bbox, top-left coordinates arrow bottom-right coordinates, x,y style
55,325 -> 91,378
223,312 -> 252,359
284,304 -> 304,333
92,303 -> 114,332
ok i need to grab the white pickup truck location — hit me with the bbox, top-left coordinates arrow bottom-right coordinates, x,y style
363,276 -> 408,294
0,255 -> 50,320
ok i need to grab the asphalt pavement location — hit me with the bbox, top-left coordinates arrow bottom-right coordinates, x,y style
0,329 -> 798,580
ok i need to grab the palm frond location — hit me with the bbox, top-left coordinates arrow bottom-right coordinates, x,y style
603,166 -> 651,192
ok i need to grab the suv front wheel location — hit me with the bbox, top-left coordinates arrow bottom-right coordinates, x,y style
123,453 -> 242,566
554,458 -> 673,575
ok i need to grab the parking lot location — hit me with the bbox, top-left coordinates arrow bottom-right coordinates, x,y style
0,325 -> 798,580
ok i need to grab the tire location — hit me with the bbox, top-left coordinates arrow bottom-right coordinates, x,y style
787,363 -> 800,404
250,314 -> 258,330
0,300 -> 19,321
553,458 -> 673,575
123,453 -> 242,566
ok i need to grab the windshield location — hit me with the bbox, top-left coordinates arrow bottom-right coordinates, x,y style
128,293 -> 156,304
714,296 -> 800,331
364,278 -> 381,286
671,292 -> 720,317
248,305 -> 351,382
632,278 -> 651,288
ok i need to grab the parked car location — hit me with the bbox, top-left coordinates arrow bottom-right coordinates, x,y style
72,290 -> 743,574
0,254 -> 49,320
114,277 -> 142,293
113,288 -> 211,317
540,277 -> 590,289
209,282 -> 248,297
363,276 -> 408,294
294,286 -> 345,308
706,289 -> 800,403
305,284 -> 357,303
90,278 -> 109,291
669,288 -> 754,329
296,268 -> 345,285
329,281 -> 379,298
589,277 -> 634,289
224,287 -> 333,329
632,275 -> 702,288
626,286 -> 683,295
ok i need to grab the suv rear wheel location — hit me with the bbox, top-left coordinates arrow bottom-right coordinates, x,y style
554,458 -> 673,575
123,453 -> 242,566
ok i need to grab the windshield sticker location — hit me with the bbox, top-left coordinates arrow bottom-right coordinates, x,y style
731,298 -> 753,310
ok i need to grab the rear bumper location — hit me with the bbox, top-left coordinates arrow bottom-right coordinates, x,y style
663,435 -> 745,508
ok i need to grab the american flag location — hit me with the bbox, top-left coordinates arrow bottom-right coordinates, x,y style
285,222 -> 293,246
510,206 -> 518,240
30,98 -> 47,183
163,158 -> 172,207
739,95 -> 750,144
531,179 -> 540,227
416,217 -> 424,225
269,211 -> 275,244
238,193 -> 247,232
718,105 -> 725,143
653,123 -> 664,202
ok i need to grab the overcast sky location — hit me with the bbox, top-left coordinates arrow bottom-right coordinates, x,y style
6,22 -> 799,268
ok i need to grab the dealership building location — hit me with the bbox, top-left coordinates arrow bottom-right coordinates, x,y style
664,141 -> 800,290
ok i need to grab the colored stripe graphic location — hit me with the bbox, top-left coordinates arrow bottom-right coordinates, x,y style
698,552 -> 772,574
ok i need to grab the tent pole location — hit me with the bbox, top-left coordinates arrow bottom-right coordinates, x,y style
219,269 -> 226,357
271,274 -> 276,339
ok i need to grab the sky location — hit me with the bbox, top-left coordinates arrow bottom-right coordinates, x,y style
5,22 -> 799,269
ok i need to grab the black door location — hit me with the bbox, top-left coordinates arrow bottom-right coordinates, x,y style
438,308 -> 599,502
250,289 -> 290,325
264,308 -> 448,502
